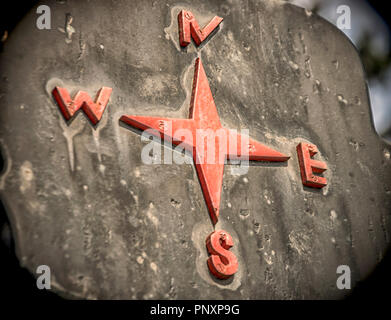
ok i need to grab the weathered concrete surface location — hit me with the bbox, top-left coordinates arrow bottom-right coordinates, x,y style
0,0 -> 390,299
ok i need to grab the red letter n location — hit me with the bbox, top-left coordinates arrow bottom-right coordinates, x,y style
52,86 -> 112,125
178,10 -> 223,47
297,142 -> 328,188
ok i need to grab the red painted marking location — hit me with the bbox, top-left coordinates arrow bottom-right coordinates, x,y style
297,142 -> 327,188
178,10 -> 223,47
52,86 -> 112,125
206,230 -> 238,279
120,58 -> 289,225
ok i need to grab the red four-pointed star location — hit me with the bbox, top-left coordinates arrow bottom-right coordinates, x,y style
120,58 -> 289,225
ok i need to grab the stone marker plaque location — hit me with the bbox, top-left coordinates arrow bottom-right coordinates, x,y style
0,0 -> 390,299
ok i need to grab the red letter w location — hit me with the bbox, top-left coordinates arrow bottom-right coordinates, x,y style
52,86 -> 112,125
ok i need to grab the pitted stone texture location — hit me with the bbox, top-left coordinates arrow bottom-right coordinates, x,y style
0,0 -> 390,299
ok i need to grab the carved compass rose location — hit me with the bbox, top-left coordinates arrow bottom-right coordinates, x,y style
120,58 -> 290,226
